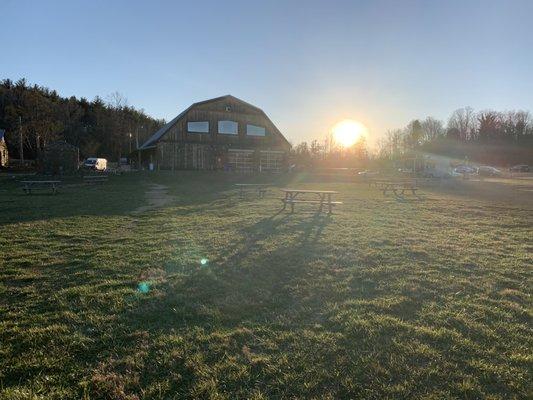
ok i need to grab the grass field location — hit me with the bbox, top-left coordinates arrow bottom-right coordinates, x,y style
0,172 -> 532,399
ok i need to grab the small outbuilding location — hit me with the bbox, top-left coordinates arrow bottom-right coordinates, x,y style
42,140 -> 79,174
138,95 -> 291,172
0,129 -> 8,167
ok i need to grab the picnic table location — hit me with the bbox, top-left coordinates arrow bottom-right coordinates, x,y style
21,180 -> 61,195
280,188 -> 342,213
372,180 -> 418,196
235,183 -> 269,199
83,175 -> 109,184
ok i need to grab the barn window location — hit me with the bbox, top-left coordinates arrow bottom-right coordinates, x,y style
246,124 -> 266,136
218,120 -> 238,135
187,121 -> 209,133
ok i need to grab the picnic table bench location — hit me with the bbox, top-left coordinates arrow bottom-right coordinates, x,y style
280,188 -> 342,213
235,183 -> 269,199
21,180 -> 61,195
83,175 -> 109,184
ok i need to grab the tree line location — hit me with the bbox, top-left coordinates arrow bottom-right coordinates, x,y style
378,107 -> 533,163
2,79 -> 531,168
0,78 -> 165,161
292,107 -> 533,168
291,136 -> 370,169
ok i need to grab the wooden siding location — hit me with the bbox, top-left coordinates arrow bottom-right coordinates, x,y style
160,97 -> 289,150
152,96 -> 289,171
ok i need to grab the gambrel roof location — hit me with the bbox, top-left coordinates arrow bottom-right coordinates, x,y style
139,95 -> 289,150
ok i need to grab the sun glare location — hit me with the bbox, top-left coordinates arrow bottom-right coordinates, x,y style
332,119 -> 367,148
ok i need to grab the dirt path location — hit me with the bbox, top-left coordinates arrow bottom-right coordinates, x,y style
132,183 -> 173,214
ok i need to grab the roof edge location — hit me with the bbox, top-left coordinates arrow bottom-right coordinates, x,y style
138,95 -> 290,150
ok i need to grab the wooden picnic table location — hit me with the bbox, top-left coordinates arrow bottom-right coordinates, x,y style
374,180 -> 418,196
280,188 -> 342,213
368,178 -> 415,186
83,175 -> 109,184
235,183 -> 270,198
21,180 -> 61,195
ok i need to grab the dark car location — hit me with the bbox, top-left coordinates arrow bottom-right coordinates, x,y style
510,165 -> 530,172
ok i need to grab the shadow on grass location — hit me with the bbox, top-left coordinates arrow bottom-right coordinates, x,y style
0,175 -> 149,226
392,193 -> 426,203
120,208 -> 334,334
0,172 -> 296,226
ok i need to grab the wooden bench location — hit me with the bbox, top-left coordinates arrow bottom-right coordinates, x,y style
235,183 -> 269,199
83,175 -> 109,184
280,189 -> 342,213
21,180 -> 61,195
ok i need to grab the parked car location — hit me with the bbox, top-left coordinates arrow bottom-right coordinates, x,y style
398,168 -> 413,174
510,164 -> 529,172
478,166 -> 501,176
358,170 -> 379,177
453,165 -> 477,174
83,158 -> 107,171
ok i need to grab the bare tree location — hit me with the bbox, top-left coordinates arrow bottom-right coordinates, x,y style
106,92 -> 128,110
384,129 -> 403,158
448,107 -> 477,141
421,117 -> 444,141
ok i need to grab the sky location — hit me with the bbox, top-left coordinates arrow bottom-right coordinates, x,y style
2,0 -> 532,147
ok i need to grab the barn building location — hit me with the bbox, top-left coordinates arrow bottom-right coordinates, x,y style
138,95 -> 291,172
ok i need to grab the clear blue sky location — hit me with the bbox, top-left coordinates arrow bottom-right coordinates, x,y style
2,0 -> 532,146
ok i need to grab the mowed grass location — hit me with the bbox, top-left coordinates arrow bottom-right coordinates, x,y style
0,172 -> 531,399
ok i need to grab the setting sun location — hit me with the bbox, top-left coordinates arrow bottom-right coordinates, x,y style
332,119 -> 368,148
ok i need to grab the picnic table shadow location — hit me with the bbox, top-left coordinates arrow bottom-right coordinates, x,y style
390,192 -> 426,202
229,209 -> 332,261
119,209 -> 334,328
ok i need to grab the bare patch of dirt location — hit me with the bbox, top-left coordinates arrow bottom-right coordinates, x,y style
132,184 -> 173,214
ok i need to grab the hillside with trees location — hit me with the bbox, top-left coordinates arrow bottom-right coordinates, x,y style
0,78 -> 165,161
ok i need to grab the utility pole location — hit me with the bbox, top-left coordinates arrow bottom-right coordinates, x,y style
19,116 -> 24,162
136,125 -> 141,169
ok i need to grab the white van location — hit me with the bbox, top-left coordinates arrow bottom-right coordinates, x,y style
84,158 -> 107,171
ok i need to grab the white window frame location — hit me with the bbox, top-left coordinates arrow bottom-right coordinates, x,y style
246,124 -> 266,137
218,120 -> 238,135
187,121 -> 209,133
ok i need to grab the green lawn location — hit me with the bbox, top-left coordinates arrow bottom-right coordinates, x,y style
0,172 -> 532,399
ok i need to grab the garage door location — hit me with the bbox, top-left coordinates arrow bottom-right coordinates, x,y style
260,150 -> 284,173
227,149 -> 254,173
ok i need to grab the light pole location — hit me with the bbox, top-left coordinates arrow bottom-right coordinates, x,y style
129,132 -> 132,155
19,116 -> 24,162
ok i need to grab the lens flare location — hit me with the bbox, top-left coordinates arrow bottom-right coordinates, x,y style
200,258 -> 208,266
138,282 -> 150,293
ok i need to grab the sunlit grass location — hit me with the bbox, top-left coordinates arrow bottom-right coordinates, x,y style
0,172 -> 531,399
